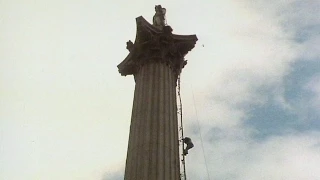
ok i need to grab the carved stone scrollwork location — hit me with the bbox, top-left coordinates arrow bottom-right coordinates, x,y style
117,16 -> 197,80
126,40 -> 134,52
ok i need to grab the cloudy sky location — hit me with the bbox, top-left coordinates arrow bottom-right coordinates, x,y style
1,0 -> 319,179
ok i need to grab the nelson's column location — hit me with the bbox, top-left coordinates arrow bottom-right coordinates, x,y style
117,5 -> 197,179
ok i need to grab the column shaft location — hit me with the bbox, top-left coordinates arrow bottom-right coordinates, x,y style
124,62 -> 180,180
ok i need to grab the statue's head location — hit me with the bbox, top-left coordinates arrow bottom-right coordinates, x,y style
155,5 -> 162,12
155,5 -> 166,15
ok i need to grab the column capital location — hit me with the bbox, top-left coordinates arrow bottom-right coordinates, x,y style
117,16 -> 197,77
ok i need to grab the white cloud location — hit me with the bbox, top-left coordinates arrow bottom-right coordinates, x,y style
180,0 -> 300,131
250,0 -> 320,61
186,131 -> 320,180
241,133 -> 320,180
180,1 -> 320,179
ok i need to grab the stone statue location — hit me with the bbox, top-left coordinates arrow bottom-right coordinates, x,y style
153,5 -> 166,30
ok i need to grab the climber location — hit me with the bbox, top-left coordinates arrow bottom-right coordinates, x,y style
183,137 -> 194,156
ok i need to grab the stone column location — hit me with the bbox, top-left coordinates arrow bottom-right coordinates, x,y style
117,16 -> 197,180
124,62 -> 179,179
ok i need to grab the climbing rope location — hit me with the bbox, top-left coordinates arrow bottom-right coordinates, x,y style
191,86 -> 211,180
177,75 -> 187,180
177,73 -> 211,180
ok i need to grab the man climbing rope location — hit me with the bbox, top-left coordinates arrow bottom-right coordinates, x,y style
183,137 -> 194,155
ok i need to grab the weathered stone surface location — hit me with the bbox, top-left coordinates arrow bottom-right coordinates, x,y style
125,62 -> 179,179
117,16 -> 197,80
118,16 -> 197,180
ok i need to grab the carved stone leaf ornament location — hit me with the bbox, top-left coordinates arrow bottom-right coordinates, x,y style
118,16 -> 197,80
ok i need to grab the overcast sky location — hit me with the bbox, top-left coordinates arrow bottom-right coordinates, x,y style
1,0 -> 319,180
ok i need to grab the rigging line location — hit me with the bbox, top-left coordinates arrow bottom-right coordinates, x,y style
177,75 -> 187,180
191,86 -> 211,180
